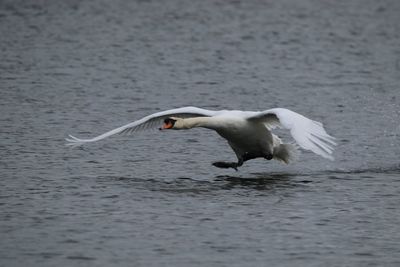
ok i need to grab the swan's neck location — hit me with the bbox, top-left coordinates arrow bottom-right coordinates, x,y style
180,117 -> 214,129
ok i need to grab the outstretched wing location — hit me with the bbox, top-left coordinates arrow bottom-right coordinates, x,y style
247,108 -> 336,160
66,106 -> 217,146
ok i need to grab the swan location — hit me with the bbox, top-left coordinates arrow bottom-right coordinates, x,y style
66,106 -> 336,170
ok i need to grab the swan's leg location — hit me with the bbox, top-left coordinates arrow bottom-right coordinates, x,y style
264,154 -> 273,160
242,152 -> 260,162
213,152 -> 264,171
213,142 -> 271,170
212,150 -> 273,170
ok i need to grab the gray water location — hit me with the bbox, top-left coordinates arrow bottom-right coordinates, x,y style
1,0 -> 400,266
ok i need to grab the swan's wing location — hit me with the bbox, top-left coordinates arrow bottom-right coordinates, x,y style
66,106 -> 217,146
247,108 -> 336,160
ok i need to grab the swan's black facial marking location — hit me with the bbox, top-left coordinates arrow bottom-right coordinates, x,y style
159,118 -> 177,130
164,118 -> 177,125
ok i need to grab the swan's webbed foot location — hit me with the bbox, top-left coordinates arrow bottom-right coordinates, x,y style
212,161 -> 239,171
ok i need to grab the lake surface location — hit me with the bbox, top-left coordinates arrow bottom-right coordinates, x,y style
1,0 -> 400,266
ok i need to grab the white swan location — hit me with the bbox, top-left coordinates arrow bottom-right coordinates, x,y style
66,106 -> 336,170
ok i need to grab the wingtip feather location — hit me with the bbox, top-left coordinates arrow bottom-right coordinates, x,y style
65,134 -> 88,147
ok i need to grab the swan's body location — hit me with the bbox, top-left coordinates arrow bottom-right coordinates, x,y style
66,107 -> 336,170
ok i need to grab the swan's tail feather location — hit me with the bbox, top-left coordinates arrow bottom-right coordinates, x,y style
273,143 -> 300,164
254,108 -> 336,160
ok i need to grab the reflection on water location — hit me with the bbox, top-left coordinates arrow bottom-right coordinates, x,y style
215,173 -> 311,190
100,163 -> 400,195
102,172 -> 310,194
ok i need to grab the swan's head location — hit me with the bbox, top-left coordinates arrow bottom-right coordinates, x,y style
160,117 -> 183,130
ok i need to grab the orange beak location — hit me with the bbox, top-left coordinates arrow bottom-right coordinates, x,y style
161,121 -> 174,130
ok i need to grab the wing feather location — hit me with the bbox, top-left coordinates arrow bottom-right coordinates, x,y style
66,107 -> 217,146
247,108 -> 336,160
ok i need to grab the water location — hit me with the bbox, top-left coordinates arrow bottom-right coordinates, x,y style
1,0 -> 400,266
